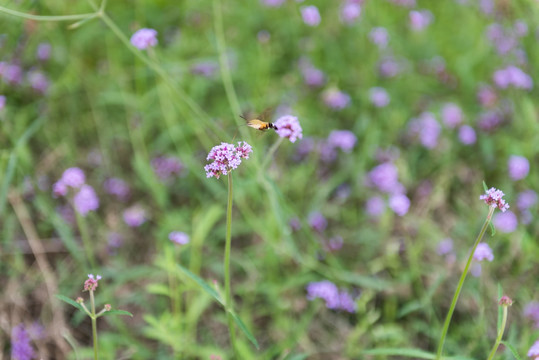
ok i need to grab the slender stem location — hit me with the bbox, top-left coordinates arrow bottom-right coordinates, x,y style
90,290 -> 98,360
75,211 -> 96,269
0,5 -> 96,21
436,206 -> 495,359
224,172 -> 238,356
486,305 -> 508,360
261,137 -> 284,170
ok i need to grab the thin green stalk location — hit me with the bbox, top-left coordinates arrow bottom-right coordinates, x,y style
436,206 -> 495,359
486,305 -> 508,360
261,137 -> 284,170
90,290 -> 98,360
0,5 -> 96,21
75,212 -> 96,269
224,172 -> 238,356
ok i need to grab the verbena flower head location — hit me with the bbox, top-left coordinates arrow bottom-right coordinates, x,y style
441,103 -> 462,128
528,340 -> 539,359
327,130 -> 357,152
204,141 -> 253,179
436,238 -> 454,255
103,178 -> 130,201
477,85 -> 498,108
300,5 -> 321,26
84,274 -> 102,291
308,211 -> 327,232
306,280 -> 356,313
275,116 -> 303,143
130,28 -> 158,50
517,190 -> 537,210
52,181 -> 68,197
322,88 -> 351,110
458,125 -> 476,145
61,167 -> 86,188
508,155 -> 530,180
340,1 -> 361,24
301,64 -> 325,87
151,155 -> 185,181
367,162 -> 399,193
493,65 -> 533,90
480,187 -> 509,212
409,10 -> 433,31
369,27 -> 389,48
473,242 -> 494,262
493,210 -> 518,233
524,302 -> 539,329
73,185 -> 99,216
169,231 -> 190,245
408,112 -> 441,149
366,196 -> 385,217
37,43 -> 51,61
123,205 -> 147,227
389,194 -> 410,216
27,70 -> 49,94
11,324 -> 34,360
499,295 -> 513,306
0,62 -> 23,84
369,87 -> 390,107
328,236 -> 344,251
191,61 -> 219,78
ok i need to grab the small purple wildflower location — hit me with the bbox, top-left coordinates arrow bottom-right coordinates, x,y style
84,274 -> 102,291
367,162 -> 399,193
473,242 -> 494,262
524,302 -> 539,329
369,87 -> 390,108
103,178 -> 130,201
408,112 -> 441,149
60,167 -> 86,188
151,155 -> 185,181
300,61 -> 325,87
275,115 -> 303,143
261,0 -> 285,7
514,20 -> 529,37
27,70 -> 49,94
300,6 -> 321,26
204,141 -> 253,179
378,57 -> 402,78
477,85 -> 498,108
338,291 -> 357,313
389,194 -> 410,216
508,155 -> 529,180
369,27 -> 389,49
479,0 -> 494,15
130,28 -> 158,50
328,236 -> 343,251
340,2 -> 361,24
327,130 -> 357,152
409,10 -> 433,31
322,88 -> 351,110
73,185 -> 99,216
0,62 -> 23,84
308,212 -> 327,232
477,111 -> 503,132
493,65 -> 533,90
493,210 -> 518,233
441,103 -> 462,128
480,187 -> 509,212
52,181 -> 68,197
365,196 -> 385,217
458,125 -> 476,145
306,280 -> 356,313
190,61 -> 219,78
528,340 -> 539,359
436,238 -> 454,255
37,42 -> 52,61
0,95 -> 5,109
11,324 -> 34,360
317,141 -> 338,163
169,231 -> 190,245
499,295 -> 513,307
123,205 -> 147,227
517,190 -> 537,210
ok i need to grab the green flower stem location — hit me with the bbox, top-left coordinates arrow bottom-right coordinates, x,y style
75,212 -> 96,269
90,290 -> 98,360
0,5 -> 96,21
225,172 -> 238,356
261,137 -> 284,171
486,305 -> 508,360
436,206 -> 495,359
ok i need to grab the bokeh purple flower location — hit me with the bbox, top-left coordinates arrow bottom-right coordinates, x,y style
517,190 -> 537,210
524,302 -> 539,329
301,6 -> 321,26
436,238 -> 454,256
369,87 -> 390,107
60,167 -> 86,188
275,115 -> 303,143
73,185 -> 99,216
369,27 -> 389,49
477,111 -> 503,132
322,88 -> 351,110
378,57 -> 402,78
261,0 -> 285,7
11,324 -> 34,360
130,28 -> 158,50
27,70 -> 49,94
367,162 -> 399,193
409,10 -> 433,31
477,85 -> 498,108
328,236 -> 343,251
123,205 -> 147,227
0,95 -> 5,110
408,112 -> 441,149
204,141 -> 253,179
103,178 -> 130,201
308,211 -> 327,232
365,196 -> 385,217
480,187 -> 509,212
340,1 -> 361,24
458,125 -> 476,145
169,231 -> 190,245
191,61 -> 219,78
389,194 -> 410,216
299,60 -> 325,87
508,155 -> 529,180
493,210 -> 518,233
473,242 -> 494,262
528,340 -> 539,359
37,42 -> 52,61
152,155 -> 185,181
441,103 -> 462,128
306,280 -> 356,313
0,62 -> 23,85
327,130 -> 357,153
493,65 -> 533,90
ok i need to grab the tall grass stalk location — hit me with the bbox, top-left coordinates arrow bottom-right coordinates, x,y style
224,172 -> 238,356
436,206 -> 495,359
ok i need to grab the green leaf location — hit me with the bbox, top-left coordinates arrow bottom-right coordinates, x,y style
501,341 -> 523,360
103,309 -> 133,317
176,264 -> 224,306
482,181 -> 489,192
55,294 -> 85,312
497,283 -> 503,331
489,221 -> 496,236
229,310 -> 259,350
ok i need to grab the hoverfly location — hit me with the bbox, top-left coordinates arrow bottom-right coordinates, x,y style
240,107 -> 278,132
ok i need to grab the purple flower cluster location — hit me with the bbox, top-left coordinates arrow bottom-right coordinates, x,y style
480,187 -> 509,212
365,162 -> 410,216
301,6 -> 321,26
327,130 -> 357,153
299,59 -> 325,87
493,210 -> 518,233
524,302 -> 539,329
458,125 -> 476,145
103,178 -> 130,201
473,242 -> 494,262
204,141 -> 253,179
53,167 -> 99,217
409,10 -> 433,31
123,205 -> 147,227
308,212 -> 327,232
508,155 -> 529,180
369,27 -> 389,49
493,65 -> 533,90
441,103 -> 462,128
369,87 -> 390,107
11,324 -> 34,360
322,88 -> 351,110
477,111 -> 503,132
84,274 -> 101,291
340,1 -> 361,24
408,112 -> 441,149
306,280 -> 356,313
528,340 -> 539,359
0,61 -> 23,84
191,61 -> 219,78
37,43 -> 52,61
169,231 -> 190,245
517,190 -> 537,211
0,95 -> 5,110
275,115 -> 303,143
130,28 -> 158,50
151,155 -> 185,181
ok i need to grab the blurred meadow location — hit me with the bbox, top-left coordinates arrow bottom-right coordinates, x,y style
1,0 -> 539,359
